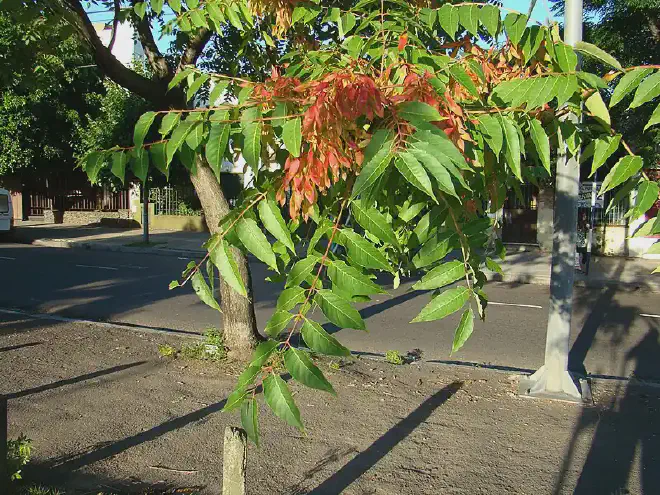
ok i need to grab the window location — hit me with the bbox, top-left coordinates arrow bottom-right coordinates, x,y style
0,195 -> 8,214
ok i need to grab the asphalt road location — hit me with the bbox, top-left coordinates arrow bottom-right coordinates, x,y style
2,243 -> 659,380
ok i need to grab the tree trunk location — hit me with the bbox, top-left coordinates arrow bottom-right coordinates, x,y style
189,158 -> 261,361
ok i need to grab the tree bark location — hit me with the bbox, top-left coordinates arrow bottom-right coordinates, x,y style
189,159 -> 261,360
61,0 -> 262,359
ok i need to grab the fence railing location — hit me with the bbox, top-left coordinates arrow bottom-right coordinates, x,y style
148,186 -> 202,216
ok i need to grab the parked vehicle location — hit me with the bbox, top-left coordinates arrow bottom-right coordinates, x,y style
0,188 -> 14,233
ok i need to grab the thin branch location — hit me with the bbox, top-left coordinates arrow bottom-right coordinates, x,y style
107,0 -> 120,51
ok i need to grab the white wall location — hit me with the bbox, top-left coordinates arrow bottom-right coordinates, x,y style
94,21 -> 144,67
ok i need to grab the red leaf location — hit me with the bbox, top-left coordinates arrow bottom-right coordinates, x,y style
398,33 -> 408,51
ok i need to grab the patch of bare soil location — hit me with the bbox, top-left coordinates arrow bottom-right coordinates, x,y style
2,313 -> 659,495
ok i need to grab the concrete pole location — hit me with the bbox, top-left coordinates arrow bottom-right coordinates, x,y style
222,427 -> 247,495
519,0 -> 588,402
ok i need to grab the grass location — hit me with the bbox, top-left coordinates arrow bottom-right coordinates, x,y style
159,328 -> 227,362
385,350 -> 405,365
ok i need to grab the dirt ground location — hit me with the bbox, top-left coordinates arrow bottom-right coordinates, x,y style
1,312 -> 659,495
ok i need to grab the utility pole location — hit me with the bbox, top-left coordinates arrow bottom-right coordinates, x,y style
519,0 -> 589,402
142,178 -> 150,244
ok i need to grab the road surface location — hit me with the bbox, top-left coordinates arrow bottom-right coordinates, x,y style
1,243 -> 659,380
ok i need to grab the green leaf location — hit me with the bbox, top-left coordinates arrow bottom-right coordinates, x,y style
479,4 -> 500,37
585,91 -> 611,128
451,308 -> 474,354
209,238 -> 247,297
351,199 -> 399,247
528,120 -> 550,174
166,120 -> 194,165
223,389 -> 248,412
206,121 -> 230,181
225,4 -> 243,30
352,137 -> 393,198
159,113 -> 181,137
395,153 -> 436,201
412,233 -> 454,268
600,156 -> 644,196
264,310 -> 294,337
168,0 -> 181,13
277,287 -> 307,311
240,399 -> 259,446
286,255 -> 320,288
131,147 -> 149,183
133,111 -> 157,148
631,71 -> 660,109
185,118 -> 205,150
503,13 -> 528,46
645,103 -> 660,131
250,340 -> 279,367
573,41 -> 622,71
342,229 -> 391,272
458,4 -> 479,36
259,197 -> 295,253
241,107 -> 262,174
486,257 -> 503,275
554,42 -> 578,72
407,147 -> 458,198
414,126 -> 470,170
342,12 -> 356,35
411,286 -> 471,323
627,180 -> 659,221
606,178 -> 639,214
397,101 -> 443,122
281,117 -> 302,158
236,218 -> 277,270
301,318 -> 350,357
83,152 -> 105,183
590,134 -> 621,176
648,243 -> 660,255
327,260 -> 383,296
168,69 -> 193,92
178,142 -> 197,173
520,25 -> 544,63
191,271 -> 221,312
263,374 -> 303,430
477,114 -> 503,157
149,142 -> 169,180
111,151 -> 128,185
316,289 -> 365,330
437,4 -> 459,39
500,115 -> 522,181
412,260 -> 465,291
134,1 -> 147,18
284,348 -> 335,394
610,68 -> 654,108
449,64 -> 479,97
186,73 -> 210,102
555,74 -> 579,107
209,80 -> 229,105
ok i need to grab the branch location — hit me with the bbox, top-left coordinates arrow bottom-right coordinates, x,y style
131,1 -> 171,80
178,27 -> 213,71
58,0 -> 171,107
108,0 -> 120,51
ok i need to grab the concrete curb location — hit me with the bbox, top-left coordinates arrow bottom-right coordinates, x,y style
16,236 -> 205,259
486,272 -> 660,293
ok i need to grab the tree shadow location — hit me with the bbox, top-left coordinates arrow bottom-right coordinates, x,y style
305,381 -> 463,494
554,323 -> 660,495
0,342 -> 41,353
3,361 -> 148,400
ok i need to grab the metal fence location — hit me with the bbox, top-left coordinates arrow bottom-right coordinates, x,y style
148,186 -> 202,216
592,189 -> 630,226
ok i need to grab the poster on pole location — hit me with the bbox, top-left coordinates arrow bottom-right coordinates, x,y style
578,182 -> 604,208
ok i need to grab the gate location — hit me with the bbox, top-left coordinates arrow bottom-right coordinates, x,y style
502,184 -> 539,244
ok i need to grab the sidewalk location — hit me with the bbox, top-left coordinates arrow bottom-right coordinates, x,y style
9,221 -> 660,292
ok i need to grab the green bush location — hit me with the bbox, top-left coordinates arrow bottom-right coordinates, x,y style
7,435 -> 32,481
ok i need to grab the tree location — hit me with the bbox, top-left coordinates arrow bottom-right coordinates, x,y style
0,12 -> 103,180
7,0 -> 659,445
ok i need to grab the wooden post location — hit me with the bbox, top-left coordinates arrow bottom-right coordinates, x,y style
222,427 -> 247,495
1,397 -> 8,489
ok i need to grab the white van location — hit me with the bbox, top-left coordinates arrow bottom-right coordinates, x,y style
0,188 -> 13,233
